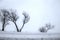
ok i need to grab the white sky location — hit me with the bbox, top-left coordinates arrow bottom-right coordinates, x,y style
0,0 -> 60,33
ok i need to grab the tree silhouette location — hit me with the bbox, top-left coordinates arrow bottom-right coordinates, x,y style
8,9 -> 19,32
20,12 -> 30,32
0,9 -> 10,31
0,9 -> 19,32
39,23 -> 54,32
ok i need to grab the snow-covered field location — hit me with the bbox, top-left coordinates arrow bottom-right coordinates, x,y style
0,31 -> 60,40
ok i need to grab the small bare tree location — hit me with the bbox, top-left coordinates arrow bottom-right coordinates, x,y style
20,12 -> 30,32
39,23 -> 54,32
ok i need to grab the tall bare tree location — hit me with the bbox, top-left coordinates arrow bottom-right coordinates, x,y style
20,12 -> 30,32
0,9 -> 19,32
9,9 -> 19,32
0,9 -> 10,31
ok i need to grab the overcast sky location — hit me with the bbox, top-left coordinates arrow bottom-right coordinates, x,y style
0,0 -> 60,33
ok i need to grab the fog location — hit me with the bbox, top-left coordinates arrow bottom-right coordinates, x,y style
0,0 -> 60,33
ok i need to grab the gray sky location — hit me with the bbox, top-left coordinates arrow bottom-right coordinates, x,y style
0,0 -> 60,33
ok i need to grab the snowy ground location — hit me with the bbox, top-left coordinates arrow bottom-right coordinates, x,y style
0,31 -> 60,40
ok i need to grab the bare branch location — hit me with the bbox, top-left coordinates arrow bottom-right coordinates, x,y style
22,12 -> 30,24
20,12 -> 30,32
45,23 -> 54,30
9,9 -> 19,22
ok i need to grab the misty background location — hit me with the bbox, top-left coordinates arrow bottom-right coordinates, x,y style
0,0 -> 60,33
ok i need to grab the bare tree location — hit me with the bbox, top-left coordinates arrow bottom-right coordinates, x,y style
39,23 -> 54,32
20,12 -> 30,32
0,9 -> 10,31
9,9 -> 19,32
0,9 -> 19,32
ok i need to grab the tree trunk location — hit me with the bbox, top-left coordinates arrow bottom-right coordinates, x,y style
2,22 -> 5,31
20,23 -> 25,32
14,22 -> 19,32
2,18 -> 5,31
